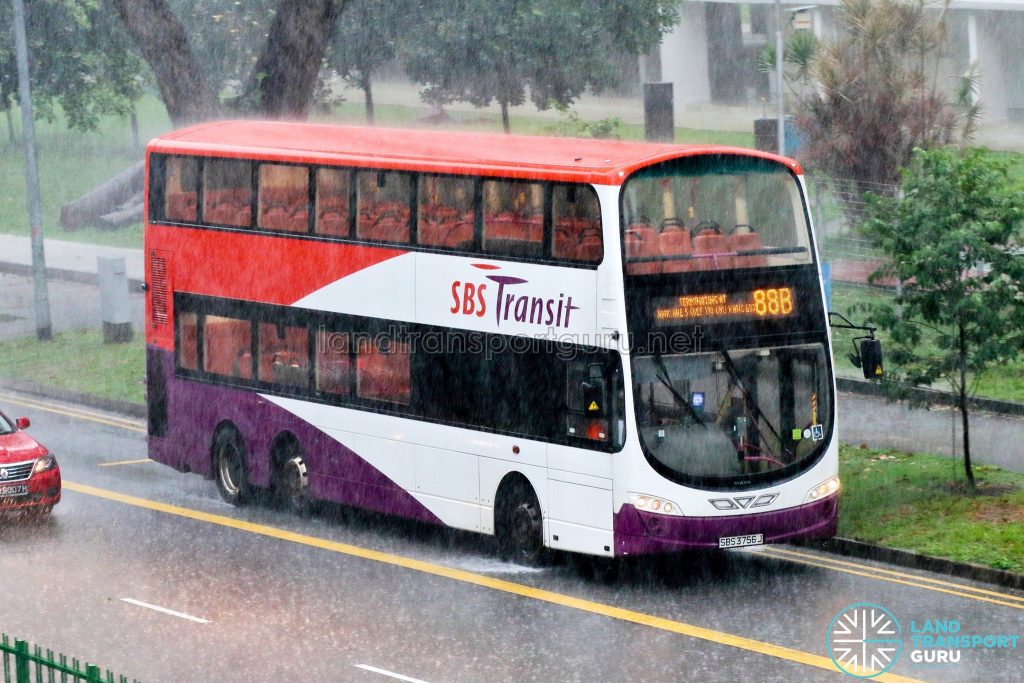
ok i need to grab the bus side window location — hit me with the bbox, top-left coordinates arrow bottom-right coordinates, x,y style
258,164 -> 309,234
316,330 -> 351,396
483,179 -> 543,258
418,175 -> 475,250
316,168 -> 351,237
552,184 -> 602,263
258,322 -> 309,389
204,159 -> 253,228
203,315 -> 253,379
357,170 -> 412,243
162,156 -> 198,223
176,311 -> 199,370
357,336 -> 411,405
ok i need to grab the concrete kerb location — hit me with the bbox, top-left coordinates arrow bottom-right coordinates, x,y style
0,260 -> 146,293
4,376 -> 1021,592
793,537 -> 1024,592
837,377 -> 1024,418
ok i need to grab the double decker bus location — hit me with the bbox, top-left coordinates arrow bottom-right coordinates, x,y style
145,121 -> 842,562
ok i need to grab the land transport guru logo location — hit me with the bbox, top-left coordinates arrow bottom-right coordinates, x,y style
450,263 -> 579,329
827,601 -> 1020,677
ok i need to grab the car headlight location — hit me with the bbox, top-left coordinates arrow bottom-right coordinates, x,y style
629,492 -> 683,516
806,475 -> 840,502
33,454 -> 57,474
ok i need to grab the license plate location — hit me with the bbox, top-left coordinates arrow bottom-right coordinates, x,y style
0,484 -> 29,498
719,534 -> 763,549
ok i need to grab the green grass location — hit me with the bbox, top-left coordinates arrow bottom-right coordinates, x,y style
0,330 -> 145,404
840,445 -> 1024,573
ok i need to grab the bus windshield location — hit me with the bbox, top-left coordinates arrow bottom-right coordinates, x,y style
622,155 -> 812,274
632,343 -> 831,487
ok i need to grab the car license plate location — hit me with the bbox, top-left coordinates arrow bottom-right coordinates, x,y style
719,534 -> 763,549
0,484 -> 29,498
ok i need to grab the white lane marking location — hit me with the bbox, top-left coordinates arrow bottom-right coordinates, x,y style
354,664 -> 432,683
120,597 -> 210,624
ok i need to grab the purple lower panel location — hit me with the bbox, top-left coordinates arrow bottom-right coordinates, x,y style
148,347 -> 441,525
613,494 -> 838,556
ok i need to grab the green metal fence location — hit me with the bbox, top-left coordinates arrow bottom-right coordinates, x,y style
1,634 -> 139,683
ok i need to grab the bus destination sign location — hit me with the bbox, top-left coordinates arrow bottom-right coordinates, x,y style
653,287 -> 796,325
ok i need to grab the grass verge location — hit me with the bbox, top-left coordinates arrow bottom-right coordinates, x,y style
839,445 -> 1024,573
0,330 -> 145,405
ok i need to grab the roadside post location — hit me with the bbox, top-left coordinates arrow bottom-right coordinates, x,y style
98,256 -> 134,343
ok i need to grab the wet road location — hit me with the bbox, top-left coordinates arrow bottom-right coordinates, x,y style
1,389 -> 1022,683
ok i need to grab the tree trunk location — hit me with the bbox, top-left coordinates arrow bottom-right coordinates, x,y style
108,0 -> 220,126
59,162 -> 143,230
959,322 -> 976,488
500,100 -> 511,134
5,105 -> 15,147
240,0 -> 341,118
364,78 -> 375,125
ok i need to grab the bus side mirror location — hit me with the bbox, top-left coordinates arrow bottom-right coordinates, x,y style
859,338 -> 883,379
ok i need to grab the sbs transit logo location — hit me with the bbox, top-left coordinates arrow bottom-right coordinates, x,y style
449,263 -> 579,330
827,603 -> 902,678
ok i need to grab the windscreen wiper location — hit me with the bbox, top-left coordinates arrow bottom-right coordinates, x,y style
653,353 -> 707,429
718,348 -> 786,452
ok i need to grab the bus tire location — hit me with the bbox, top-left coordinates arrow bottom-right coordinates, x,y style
213,427 -> 251,506
273,440 -> 312,516
497,482 -> 545,566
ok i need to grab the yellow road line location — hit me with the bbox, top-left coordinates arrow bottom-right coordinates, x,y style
98,458 -> 154,468
0,393 -> 145,433
760,548 -> 1024,611
766,547 -> 1024,604
62,480 -> 923,683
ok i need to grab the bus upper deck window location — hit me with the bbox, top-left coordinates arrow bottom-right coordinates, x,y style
418,175 -> 475,249
357,170 -> 411,243
162,157 -> 198,223
203,159 -> 253,228
483,180 -> 543,258
258,164 -> 309,234
316,168 -> 351,237
552,184 -> 602,263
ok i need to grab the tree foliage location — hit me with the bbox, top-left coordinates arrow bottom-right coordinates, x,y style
0,0 -> 147,132
861,147 -> 1024,487
326,0 -> 412,123
794,0 -> 976,201
401,0 -> 679,132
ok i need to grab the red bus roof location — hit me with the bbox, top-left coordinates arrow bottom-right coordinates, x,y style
147,120 -> 802,185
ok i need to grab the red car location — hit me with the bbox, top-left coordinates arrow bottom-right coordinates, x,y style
0,409 -> 60,516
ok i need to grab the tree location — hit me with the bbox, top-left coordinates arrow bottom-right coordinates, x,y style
326,0 -> 411,124
109,0 -> 342,124
860,147 -> 1024,488
401,0 -> 679,133
0,0 -> 148,136
794,0 -> 976,205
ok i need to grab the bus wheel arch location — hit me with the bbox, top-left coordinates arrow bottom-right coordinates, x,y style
270,432 -> 312,515
212,423 -> 252,506
495,473 -> 545,566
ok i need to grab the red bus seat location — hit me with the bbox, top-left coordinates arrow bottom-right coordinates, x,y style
316,197 -> 349,236
203,319 -> 251,377
357,345 -> 411,404
729,231 -> 768,268
658,225 -> 693,273
693,230 -> 734,270
165,192 -> 197,222
554,217 -> 602,262
316,355 -> 351,395
624,224 -> 661,274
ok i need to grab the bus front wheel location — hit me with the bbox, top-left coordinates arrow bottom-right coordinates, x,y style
498,483 -> 545,566
213,428 -> 251,506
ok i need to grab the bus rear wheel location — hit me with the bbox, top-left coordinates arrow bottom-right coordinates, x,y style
213,428 -> 251,506
498,484 -> 545,566
273,442 -> 312,516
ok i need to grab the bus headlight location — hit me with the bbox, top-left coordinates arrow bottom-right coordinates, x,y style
806,476 -> 840,502
629,493 -> 683,516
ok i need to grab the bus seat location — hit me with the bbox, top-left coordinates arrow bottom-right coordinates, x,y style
575,229 -> 603,263
178,321 -> 199,369
359,202 -> 410,242
659,225 -> 693,273
233,351 -> 253,380
441,219 -> 474,249
203,319 -> 251,377
729,231 -> 768,268
554,217 -> 599,260
165,192 -> 197,222
693,230 -> 734,270
317,197 -> 349,236
624,224 -> 661,274
357,347 -> 411,404
317,356 -> 351,395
